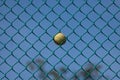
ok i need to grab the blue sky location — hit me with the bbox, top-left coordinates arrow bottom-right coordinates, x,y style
0,0 -> 120,80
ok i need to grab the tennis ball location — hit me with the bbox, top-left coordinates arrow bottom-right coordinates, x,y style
54,33 -> 66,45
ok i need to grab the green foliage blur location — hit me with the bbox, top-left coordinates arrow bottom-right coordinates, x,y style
27,58 -> 103,80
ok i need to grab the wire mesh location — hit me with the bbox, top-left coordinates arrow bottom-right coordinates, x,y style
0,0 -> 120,80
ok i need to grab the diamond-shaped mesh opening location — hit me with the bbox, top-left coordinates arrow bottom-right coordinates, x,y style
0,0 -> 120,80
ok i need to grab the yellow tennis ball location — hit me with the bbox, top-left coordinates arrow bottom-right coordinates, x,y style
54,33 -> 66,45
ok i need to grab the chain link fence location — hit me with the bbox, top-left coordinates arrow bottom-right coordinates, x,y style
0,0 -> 120,80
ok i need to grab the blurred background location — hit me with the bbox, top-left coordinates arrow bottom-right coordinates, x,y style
0,0 -> 120,80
